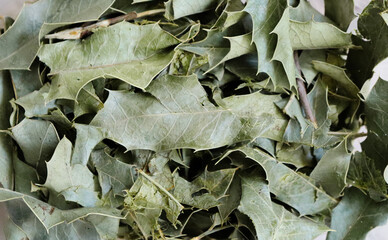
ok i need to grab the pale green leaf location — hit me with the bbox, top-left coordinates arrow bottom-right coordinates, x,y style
165,0 -> 221,20
11,119 -> 59,179
328,188 -> 388,240
290,0 -> 333,23
43,137 -> 101,207
229,146 -> 337,215
299,50 -> 326,85
312,61 -> 359,99
10,60 -> 42,98
310,141 -> 351,198
124,172 -> 184,238
14,84 -> 56,118
290,20 -> 352,50
276,143 -> 314,168
282,80 -> 342,148
244,0 -> 296,91
0,0 -> 114,70
38,22 -> 179,101
0,188 -> 122,231
238,172 -> 330,240
85,74 -> 286,153
90,148 -> 137,196
180,32 -> 255,73
74,83 -> 104,118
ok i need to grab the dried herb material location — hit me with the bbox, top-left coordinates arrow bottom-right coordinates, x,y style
0,0 -> 387,239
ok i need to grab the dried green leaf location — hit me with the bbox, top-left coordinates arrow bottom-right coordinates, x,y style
238,172 -> 330,240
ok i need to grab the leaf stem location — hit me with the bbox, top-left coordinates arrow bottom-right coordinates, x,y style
45,9 -> 166,40
328,131 -> 367,138
294,51 -> 318,129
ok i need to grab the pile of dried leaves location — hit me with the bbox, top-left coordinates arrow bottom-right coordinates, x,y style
0,0 -> 387,239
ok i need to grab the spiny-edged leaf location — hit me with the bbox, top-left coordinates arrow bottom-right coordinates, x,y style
290,0 -> 333,23
310,141 -> 351,198
271,8 -> 296,90
313,61 -> 360,120
213,0 -> 247,31
72,123 -> 106,165
181,32 -> 255,73
313,61 -> 359,99
325,0 -> 355,30
238,172 -> 330,240
183,167 -> 237,203
299,50 -> 326,84
346,1 -> 388,87
228,146 -> 337,215
165,0 -> 221,20
38,22 -> 179,101
362,78 -> 388,171
328,188 -> 388,240
5,200 -> 103,240
0,70 -> 13,189
0,0 -> 114,70
276,143 -> 314,168
290,20 -> 352,50
43,137 -> 101,207
348,152 -> 387,202
244,0 -> 296,91
11,119 -> 59,179
146,153 -> 236,210
82,74 -> 286,153
74,83 -> 104,119
90,148 -> 137,196
282,80 -> 342,148
124,171 -> 184,239
14,84 -> 56,118
10,60 -> 42,98
0,188 -> 122,231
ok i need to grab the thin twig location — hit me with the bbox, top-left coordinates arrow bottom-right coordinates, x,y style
294,51 -> 318,129
328,131 -> 367,138
45,9 -> 166,40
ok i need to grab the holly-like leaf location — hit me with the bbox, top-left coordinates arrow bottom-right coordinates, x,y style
289,20 -> 352,50
310,141 -> 351,198
83,74 -> 286,153
11,119 -> 59,179
0,188 -> 122,231
0,0 -> 114,70
90,148 -> 137,196
281,80 -> 342,147
227,146 -> 337,215
38,22 -> 180,101
238,172 -> 330,240
244,0 -> 296,91
43,137 -> 101,207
